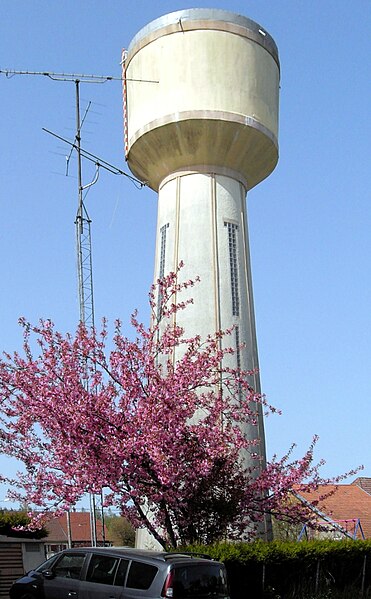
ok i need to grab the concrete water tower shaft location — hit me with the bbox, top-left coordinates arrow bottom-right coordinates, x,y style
123,8 -> 280,490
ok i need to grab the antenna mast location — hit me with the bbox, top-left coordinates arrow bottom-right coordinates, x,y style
1,67 -> 153,547
74,79 -> 98,546
75,80 -> 95,330
1,68 -> 110,547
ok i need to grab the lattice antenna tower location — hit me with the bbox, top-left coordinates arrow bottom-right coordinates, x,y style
74,80 -> 96,330
1,68 -> 148,547
1,69 -> 147,335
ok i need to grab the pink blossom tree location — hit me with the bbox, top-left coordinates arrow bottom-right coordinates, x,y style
0,267 -> 359,548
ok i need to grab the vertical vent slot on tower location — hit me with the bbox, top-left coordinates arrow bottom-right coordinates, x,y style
157,223 -> 169,318
235,325 -> 242,399
235,325 -> 241,370
225,222 -> 240,317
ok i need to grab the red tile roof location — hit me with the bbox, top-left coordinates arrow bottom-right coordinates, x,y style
45,512 -> 109,545
353,477 -> 371,496
297,482 -> 371,539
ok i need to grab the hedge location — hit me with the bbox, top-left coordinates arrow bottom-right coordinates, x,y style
179,540 -> 371,598
0,510 -> 48,539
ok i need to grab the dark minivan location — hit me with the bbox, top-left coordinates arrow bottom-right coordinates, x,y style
9,546 -> 230,599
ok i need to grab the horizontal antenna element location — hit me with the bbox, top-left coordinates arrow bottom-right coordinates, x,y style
0,69 -> 158,84
42,127 -> 146,188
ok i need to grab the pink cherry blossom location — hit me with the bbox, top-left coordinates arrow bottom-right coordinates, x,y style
0,266 -> 361,548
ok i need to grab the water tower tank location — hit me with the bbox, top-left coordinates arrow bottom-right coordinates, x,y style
124,8 -> 279,191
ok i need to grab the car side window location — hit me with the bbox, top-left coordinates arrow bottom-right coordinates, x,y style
126,561 -> 158,590
53,553 -> 86,579
86,554 -> 120,585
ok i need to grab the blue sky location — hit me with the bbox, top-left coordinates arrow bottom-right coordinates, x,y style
0,1 -> 370,505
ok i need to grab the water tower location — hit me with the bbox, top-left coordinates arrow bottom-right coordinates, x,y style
123,9 -> 280,542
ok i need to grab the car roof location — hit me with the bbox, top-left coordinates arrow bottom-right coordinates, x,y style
61,547 -> 215,564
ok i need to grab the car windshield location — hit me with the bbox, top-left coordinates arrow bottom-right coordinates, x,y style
172,563 -> 229,598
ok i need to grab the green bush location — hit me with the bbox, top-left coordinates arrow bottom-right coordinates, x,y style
0,510 -> 48,539
178,540 -> 371,598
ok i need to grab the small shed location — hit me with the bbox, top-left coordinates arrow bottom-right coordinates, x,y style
0,535 -> 46,598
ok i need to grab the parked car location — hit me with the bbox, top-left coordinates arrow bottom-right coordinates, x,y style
9,546 -> 230,599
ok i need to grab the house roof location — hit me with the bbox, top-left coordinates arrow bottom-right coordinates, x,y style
45,511 -> 109,544
297,481 -> 371,539
353,477 -> 371,496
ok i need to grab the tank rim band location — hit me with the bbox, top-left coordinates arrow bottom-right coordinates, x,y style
128,110 -> 278,152
127,9 -> 279,70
